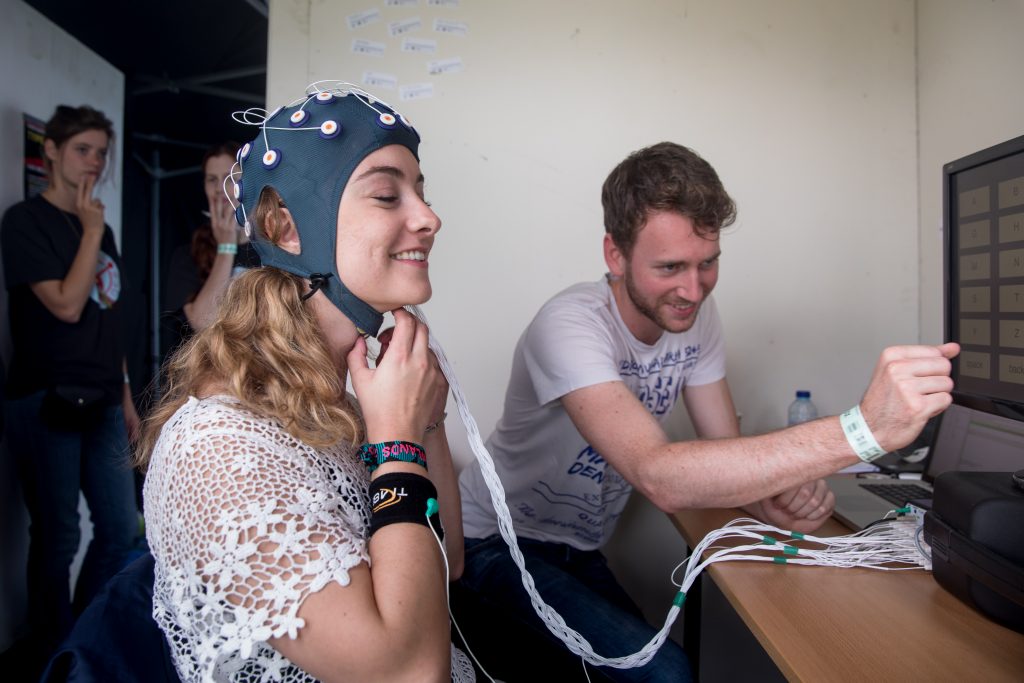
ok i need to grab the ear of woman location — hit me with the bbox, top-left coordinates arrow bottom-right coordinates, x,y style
270,207 -> 301,255
43,139 -> 59,165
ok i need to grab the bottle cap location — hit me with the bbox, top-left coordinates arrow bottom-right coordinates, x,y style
796,390 -> 811,398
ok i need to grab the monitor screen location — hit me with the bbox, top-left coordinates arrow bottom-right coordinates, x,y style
926,403 -> 1024,482
944,134 -> 1024,421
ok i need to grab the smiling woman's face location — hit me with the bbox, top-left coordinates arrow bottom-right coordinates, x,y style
334,144 -> 441,312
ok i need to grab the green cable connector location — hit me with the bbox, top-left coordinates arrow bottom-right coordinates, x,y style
790,531 -> 805,540
762,535 -> 777,545
773,556 -> 788,564
783,545 -> 799,556
895,506 -> 911,515
672,592 -> 686,608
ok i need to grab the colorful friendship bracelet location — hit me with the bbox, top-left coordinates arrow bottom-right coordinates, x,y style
359,440 -> 427,472
839,405 -> 886,462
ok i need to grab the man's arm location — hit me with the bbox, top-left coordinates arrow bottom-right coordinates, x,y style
683,379 -> 835,531
562,344 -> 958,512
681,378 -> 739,439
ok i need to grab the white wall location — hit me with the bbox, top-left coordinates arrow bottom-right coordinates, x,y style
916,0 -> 1024,344
267,0 -> 919,651
0,0 -> 124,651
270,0 -> 919,454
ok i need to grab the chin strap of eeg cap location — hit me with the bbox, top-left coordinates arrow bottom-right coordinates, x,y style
227,82 -> 422,337
300,273 -> 333,302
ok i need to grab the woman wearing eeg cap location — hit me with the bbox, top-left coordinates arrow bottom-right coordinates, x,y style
137,83 -> 473,682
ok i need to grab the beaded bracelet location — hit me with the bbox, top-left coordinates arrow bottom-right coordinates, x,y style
359,440 -> 427,473
424,412 -> 447,434
217,243 -> 238,255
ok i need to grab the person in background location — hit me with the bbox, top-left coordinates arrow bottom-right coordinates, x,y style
1,104 -> 139,675
163,142 -> 260,353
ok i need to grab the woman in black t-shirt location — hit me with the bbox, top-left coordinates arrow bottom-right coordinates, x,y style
0,105 -> 138,673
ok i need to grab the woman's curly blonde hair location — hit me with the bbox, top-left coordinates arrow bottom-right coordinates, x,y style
136,189 -> 363,469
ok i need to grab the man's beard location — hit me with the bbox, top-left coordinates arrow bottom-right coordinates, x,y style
623,266 -> 699,333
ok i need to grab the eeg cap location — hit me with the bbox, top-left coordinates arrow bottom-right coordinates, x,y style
230,81 -> 421,336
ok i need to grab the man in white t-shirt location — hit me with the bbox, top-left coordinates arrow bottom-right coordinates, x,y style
456,142 -> 958,682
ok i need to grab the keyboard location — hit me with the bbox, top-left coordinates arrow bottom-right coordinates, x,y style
860,483 -> 932,507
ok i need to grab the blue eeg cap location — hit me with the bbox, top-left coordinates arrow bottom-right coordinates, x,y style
234,83 -> 421,336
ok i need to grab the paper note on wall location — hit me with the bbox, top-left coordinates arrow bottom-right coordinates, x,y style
427,57 -> 464,75
389,17 -> 423,37
400,82 -> 435,101
403,37 -> 438,53
352,39 -> 386,57
363,72 -> 398,90
347,9 -> 381,30
434,18 -> 468,36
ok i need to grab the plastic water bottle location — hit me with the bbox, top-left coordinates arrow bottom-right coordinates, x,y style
787,390 -> 818,426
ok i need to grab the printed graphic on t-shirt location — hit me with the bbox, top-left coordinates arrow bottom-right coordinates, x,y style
621,344 -> 702,417
91,251 -> 120,309
527,444 -> 632,545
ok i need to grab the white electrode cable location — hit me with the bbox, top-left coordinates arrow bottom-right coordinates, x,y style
412,305 -> 699,669
409,306 -> 932,671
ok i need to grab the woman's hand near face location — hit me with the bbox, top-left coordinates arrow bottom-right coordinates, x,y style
209,194 -> 238,245
347,308 -> 444,443
377,323 -> 449,428
75,175 -> 105,237
30,174 -> 107,323
183,195 -> 241,331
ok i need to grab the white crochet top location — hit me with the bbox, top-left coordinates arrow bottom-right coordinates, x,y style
144,396 -> 473,683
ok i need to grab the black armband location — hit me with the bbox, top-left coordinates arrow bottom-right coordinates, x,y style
368,472 -> 444,541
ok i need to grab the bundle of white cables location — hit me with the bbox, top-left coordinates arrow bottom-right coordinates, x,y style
672,515 -> 931,597
412,306 -> 931,671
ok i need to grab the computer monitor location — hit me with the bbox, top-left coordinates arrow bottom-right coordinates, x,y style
943,133 -> 1024,421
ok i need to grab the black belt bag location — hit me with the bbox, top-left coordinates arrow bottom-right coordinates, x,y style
40,385 -> 107,431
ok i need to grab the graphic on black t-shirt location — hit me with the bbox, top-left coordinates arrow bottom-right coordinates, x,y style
92,251 -> 121,309
1,196 -> 126,401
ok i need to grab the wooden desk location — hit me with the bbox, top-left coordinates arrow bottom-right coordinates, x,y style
671,508 -> 1024,682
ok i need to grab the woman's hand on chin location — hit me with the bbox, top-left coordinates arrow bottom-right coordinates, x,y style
347,308 -> 444,443
378,322 -> 449,431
